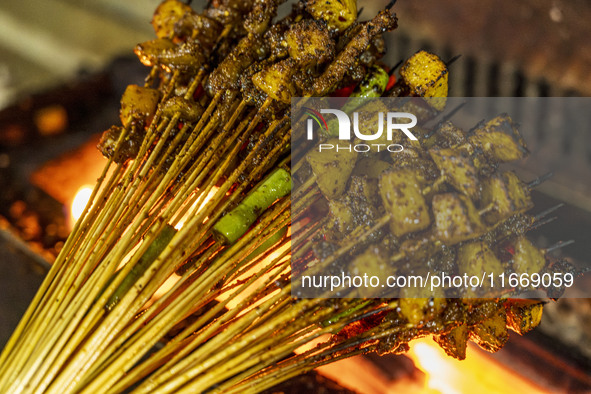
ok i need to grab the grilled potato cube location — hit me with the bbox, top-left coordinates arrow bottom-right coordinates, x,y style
469,114 -> 528,163
470,307 -> 509,353
328,199 -> 354,233
135,38 -> 175,67
174,13 -> 222,48
435,324 -> 469,360
120,85 -> 161,127
380,169 -> 431,237
432,193 -> 486,245
480,171 -> 532,225
505,300 -> 544,335
305,0 -> 357,32
285,19 -> 334,67
152,0 -> 193,39
307,138 -> 357,199
399,295 -> 446,325
349,175 -> 380,206
503,171 -> 532,212
352,158 -> 391,179
399,51 -> 448,111
252,59 -> 298,103
434,121 -> 467,149
480,174 -> 514,225
429,147 -> 480,200
512,237 -> 546,276
161,97 -> 203,122
349,246 -> 389,296
457,241 -> 505,284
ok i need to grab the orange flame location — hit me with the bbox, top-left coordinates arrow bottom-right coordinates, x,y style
70,185 -> 93,226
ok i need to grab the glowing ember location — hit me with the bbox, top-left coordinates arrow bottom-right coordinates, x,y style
70,185 -> 93,224
407,337 -> 546,394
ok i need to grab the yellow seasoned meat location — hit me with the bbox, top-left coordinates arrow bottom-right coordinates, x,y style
244,0 -> 277,35
348,100 -> 402,144
285,19 -> 334,67
311,10 -> 397,95
379,169 -> 430,237
307,138 -> 357,199
399,50 -> 448,111
305,0 -> 357,32
348,246 -> 388,296
134,38 -> 205,72
207,34 -> 263,94
161,97 -> 204,122
432,121 -> 467,149
151,0 -> 193,39
173,12 -> 222,48
119,85 -> 161,127
480,174 -> 515,225
432,193 -> 486,245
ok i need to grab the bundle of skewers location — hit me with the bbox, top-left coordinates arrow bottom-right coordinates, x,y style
0,0 -> 576,392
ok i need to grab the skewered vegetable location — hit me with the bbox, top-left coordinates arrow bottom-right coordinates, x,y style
380,168 -> 430,237
307,138 -> 357,199
398,50 -> 448,110
106,224 -> 178,311
213,168 -> 291,244
305,0 -> 357,32
432,192 -> 486,244
350,64 -> 389,98
119,84 -> 161,127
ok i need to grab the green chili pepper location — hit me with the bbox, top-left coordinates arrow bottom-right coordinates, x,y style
105,224 -> 177,311
350,64 -> 389,99
213,168 -> 292,245
325,65 -> 389,137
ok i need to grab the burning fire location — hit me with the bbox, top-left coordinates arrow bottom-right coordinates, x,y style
406,337 -> 546,394
70,185 -> 93,225
312,337 -> 547,393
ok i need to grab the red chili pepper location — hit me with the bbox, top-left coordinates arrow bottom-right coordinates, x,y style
193,85 -> 204,100
386,74 -> 396,92
333,83 -> 356,97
